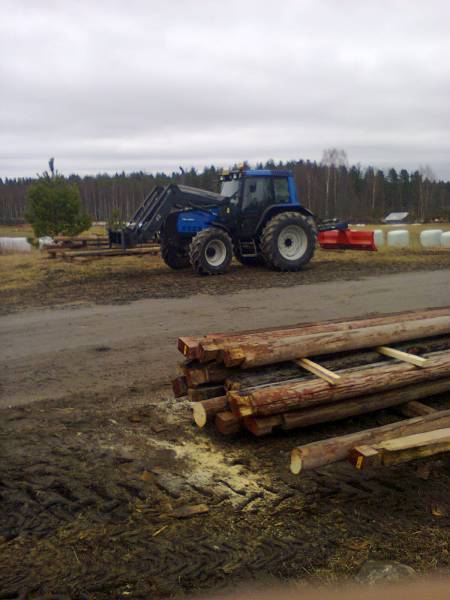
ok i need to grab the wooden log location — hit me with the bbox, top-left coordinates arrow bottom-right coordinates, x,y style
188,385 -> 226,402
224,314 -> 450,368
172,376 -> 188,398
229,351 -> 450,418
281,378 -> 450,430
225,335 -> 450,392
197,309 -> 449,363
178,310 -> 449,363
349,428 -> 450,469
178,336 -> 202,360
183,363 -> 231,388
398,400 -> 437,418
192,396 -> 228,428
177,331 -> 239,360
238,379 -> 450,436
62,246 -> 160,259
243,415 -> 282,436
290,408 -> 450,475
177,323 -> 304,361
376,346 -> 429,367
215,411 -> 241,435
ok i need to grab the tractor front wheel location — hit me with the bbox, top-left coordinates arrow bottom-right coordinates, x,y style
261,212 -> 315,271
160,235 -> 190,269
189,228 -> 233,275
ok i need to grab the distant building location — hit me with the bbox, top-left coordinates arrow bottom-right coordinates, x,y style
383,212 -> 409,224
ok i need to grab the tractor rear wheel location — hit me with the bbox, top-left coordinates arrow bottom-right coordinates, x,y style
189,228 -> 233,275
261,212 -> 315,271
160,235 -> 190,269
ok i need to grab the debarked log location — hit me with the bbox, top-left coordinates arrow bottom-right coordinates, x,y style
222,315 -> 450,368
197,308 -> 450,364
192,396 -> 228,428
224,335 -> 450,392
241,378 -> 450,435
229,351 -> 450,418
290,408 -> 450,474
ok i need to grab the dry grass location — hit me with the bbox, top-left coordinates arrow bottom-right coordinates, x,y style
0,223 -> 449,315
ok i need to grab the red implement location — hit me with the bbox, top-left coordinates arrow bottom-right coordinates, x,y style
318,229 -> 376,251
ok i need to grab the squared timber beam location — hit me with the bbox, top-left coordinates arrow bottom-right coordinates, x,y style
349,427 -> 450,470
298,357 -> 341,385
376,346 -> 429,367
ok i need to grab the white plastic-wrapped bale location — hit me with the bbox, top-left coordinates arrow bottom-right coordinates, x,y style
387,230 -> 410,247
373,229 -> 384,248
441,231 -> 450,248
420,229 -> 443,248
38,236 -> 54,249
0,237 -> 32,253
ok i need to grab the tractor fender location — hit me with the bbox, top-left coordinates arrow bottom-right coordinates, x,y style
207,220 -> 232,235
255,204 -> 317,234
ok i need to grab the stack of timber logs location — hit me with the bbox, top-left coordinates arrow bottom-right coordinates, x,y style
44,236 -> 160,261
173,308 -> 450,470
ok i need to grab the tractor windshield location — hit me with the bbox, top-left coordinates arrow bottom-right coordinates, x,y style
220,179 -> 240,199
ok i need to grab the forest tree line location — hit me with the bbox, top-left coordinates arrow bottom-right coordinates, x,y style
0,152 -> 449,224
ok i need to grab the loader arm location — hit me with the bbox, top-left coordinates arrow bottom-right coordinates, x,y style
109,184 -> 228,248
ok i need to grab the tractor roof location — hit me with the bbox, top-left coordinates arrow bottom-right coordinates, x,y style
221,169 -> 292,178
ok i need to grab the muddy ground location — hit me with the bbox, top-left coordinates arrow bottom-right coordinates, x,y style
1,270 -> 449,598
1,247 -> 449,315
0,389 -> 449,599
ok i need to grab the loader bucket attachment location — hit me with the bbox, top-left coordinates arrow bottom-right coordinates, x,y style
318,229 -> 377,251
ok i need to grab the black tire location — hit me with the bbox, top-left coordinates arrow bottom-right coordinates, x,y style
189,228 -> 233,275
233,244 -> 265,267
160,235 -> 190,270
260,211 -> 315,271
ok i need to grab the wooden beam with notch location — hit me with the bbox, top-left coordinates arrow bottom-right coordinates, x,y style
349,427 -> 450,470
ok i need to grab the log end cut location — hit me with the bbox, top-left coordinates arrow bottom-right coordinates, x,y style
290,448 -> 303,475
192,403 -> 207,428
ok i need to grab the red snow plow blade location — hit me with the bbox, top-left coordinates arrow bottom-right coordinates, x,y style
318,229 -> 376,251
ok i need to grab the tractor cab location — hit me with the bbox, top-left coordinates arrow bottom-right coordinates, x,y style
218,169 -> 315,241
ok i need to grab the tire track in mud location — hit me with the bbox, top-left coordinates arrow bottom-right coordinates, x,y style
0,395 -> 449,599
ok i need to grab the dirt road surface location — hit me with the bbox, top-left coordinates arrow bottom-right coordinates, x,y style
1,269 -> 449,407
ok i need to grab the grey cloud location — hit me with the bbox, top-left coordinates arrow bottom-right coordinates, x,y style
1,0 -> 449,178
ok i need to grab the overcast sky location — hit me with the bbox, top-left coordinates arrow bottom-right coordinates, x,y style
1,0 -> 449,179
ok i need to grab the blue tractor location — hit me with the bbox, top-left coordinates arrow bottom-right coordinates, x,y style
109,168 -> 347,275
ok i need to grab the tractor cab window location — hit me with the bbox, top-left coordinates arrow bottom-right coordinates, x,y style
273,177 -> 290,203
242,177 -> 274,211
220,178 -> 240,201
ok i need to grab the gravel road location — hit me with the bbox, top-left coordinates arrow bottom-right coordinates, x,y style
1,269 -> 449,407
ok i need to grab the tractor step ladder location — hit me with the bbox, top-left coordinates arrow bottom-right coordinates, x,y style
239,240 -> 258,257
